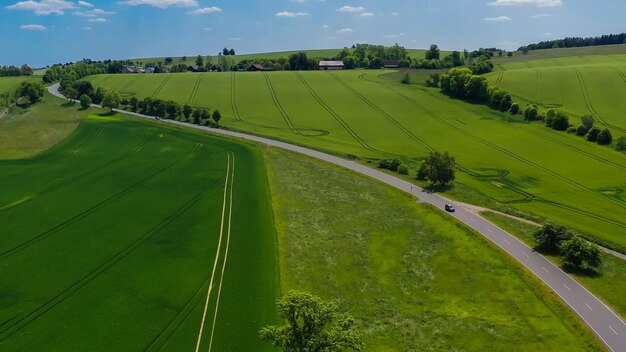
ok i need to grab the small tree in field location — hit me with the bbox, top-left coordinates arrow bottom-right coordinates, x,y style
534,222 -> 572,252
616,136 -> 626,151
559,236 -> 602,269
212,109 -> 222,126
581,115 -> 595,130
587,127 -> 600,142
423,151 -> 456,186
260,291 -> 363,352
597,128 -> 613,145
101,91 -> 120,112
79,94 -> 92,109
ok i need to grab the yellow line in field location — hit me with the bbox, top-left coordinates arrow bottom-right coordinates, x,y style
207,152 -> 235,352
195,152 -> 231,352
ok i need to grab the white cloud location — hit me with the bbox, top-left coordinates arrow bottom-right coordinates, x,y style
488,0 -> 562,7
484,15 -> 511,21
20,24 -> 48,30
78,1 -> 93,6
384,33 -> 404,38
531,13 -> 550,18
74,8 -> 115,17
544,32 -> 553,36
360,12 -> 374,17
276,11 -> 309,17
202,27 -> 212,31
84,26 -> 92,30
190,6 -> 221,14
322,24 -> 329,28
118,0 -> 198,8
7,0 -> 76,15
337,5 -> 365,13
337,28 -> 353,33
88,17 -> 107,22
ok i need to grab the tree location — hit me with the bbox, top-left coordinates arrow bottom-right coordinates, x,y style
510,103 -> 520,115
165,100 -> 180,119
16,81 -> 45,104
259,291 -> 363,352
79,94 -> 92,109
559,236 -> 602,269
73,81 -> 94,98
597,128 -> 613,145
192,108 -> 202,124
182,104 -> 193,120
507,52 -> 513,57
587,127 -> 600,142
422,151 -> 456,186
164,57 -> 173,65
343,56 -> 358,70
212,109 -> 222,126
551,111 -> 570,131
616,136 -> 626,151
20,64 -> 33,75
533,222 -> 572,252
63,87 -> 79,101
425,44 -> 440,60
581,115 -> 594,129
101,91 -> 120,112
401,72 -> 411,85
464,76 -> 489,102
196,55 -> 204,67
576,125 -> 588,136
92,87 -> 106,105
229,48 -> 236,56
369,58 -> 383,69
288,52 -> 310,71
223,47 -> 230,56
129,96 -> 139,112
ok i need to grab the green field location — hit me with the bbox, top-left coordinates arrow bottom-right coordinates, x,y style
0,103 -> 277,350
85,68 -> 626,252
264,146 -> 601,351
0,76 -> 40,95
492,44 -> 626,64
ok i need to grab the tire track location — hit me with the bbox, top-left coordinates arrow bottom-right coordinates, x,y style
330,72 -> 433,152
574,68 -> 626,134
152,74 -> 173,99
0,135 -> 148,214
397,88 -> 626,215
230,73 -> 242,121
188,73 -> 204,105
295,72 -> 375,151
0,160 -> 181,261
119,75 -> 141,95
616,69 -> 626,85
0,185 -> 222,342
495,71 -> 504,86
263,73 -> 302,136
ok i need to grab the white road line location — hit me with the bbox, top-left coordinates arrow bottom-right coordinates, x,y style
542,267 -> 550,273
522,252 -> 530,258
586,303 -> 594,311
563,284 -> 571,291
486,228 -> 494,233
504,239 -> 511,246
608,325 -> 618,335
208,153 -> 235,352
195,153 -> 231,352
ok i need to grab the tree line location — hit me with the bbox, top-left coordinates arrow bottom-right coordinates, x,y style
0,64 -> 33,77
519,32 -> 626,52
0,81 -> 45,115
378,150 -> 457,187
534,222 -> 602,269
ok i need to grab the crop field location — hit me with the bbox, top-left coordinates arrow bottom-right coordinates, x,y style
0,110 -> 277,351
85,69 -> 626,252
0,76 -> 40,95
264,146 -> 601,351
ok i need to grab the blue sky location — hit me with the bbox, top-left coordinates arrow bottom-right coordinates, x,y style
1,0 -> 625,67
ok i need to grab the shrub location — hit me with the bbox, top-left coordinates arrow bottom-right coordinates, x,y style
397,164 -> 409,175
510,103 -> 520,115
566,126 -> 577,134
401,72 -> 411,85
559,236 -> 602,268
587,127 -> 600,142
551,112 -> 570,131
576,124 -> 588,136
597,128 -> 613,145
79,94 -> 92,109
616,136 -> 626,151
534,222 -> 572,252
378,158 -> 402,172
581,114 -> 595,129
416,161 -> 428,181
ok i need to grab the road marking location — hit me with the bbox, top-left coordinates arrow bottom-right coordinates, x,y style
585,303 -> 594,311
504,239 -> 511,246
608,325 -> 618,335
563,284 -> 571,291
542,267 -> 550,273
486,228 -> 494,233
522,252 -> 530,258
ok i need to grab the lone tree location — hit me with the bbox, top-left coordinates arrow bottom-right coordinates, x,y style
260,291 -> 363,352
418,151 -> 456,186
79,94 -> 92,109
559,236 -> 602,269
195,55 -> 204,67
533,222 -> 572,252
101,91 -> 120,112
16,81 -> 44,104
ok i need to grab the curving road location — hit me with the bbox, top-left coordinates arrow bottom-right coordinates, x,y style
49,84 -> 625,351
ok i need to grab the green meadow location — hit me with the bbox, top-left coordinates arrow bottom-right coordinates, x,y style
0,99 -> 277,351
86,67 -> 626,252
0,76 -> 40,95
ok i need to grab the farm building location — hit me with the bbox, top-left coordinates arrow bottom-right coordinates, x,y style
121,65 -> 147,74
384,60 -> 400,68
188,65 -> 201,72
249,64 -> 264,71
319,61 -> 344,70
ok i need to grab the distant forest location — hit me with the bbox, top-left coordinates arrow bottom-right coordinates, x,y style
519,33 -> 626,51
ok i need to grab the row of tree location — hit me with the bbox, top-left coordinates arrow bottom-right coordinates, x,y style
0,81 -> 45,116
520,32 -> 626,51
433,68 -> 513,113
0,64 -> 33,77
534,222 -> 602,269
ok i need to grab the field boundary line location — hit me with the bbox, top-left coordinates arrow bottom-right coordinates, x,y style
152,74 -> 173,99
195,152 -> 232,352
263,73 -> 302,136
207,150 -> 235,352
188,73 -> 204,105
230,73 -> 242,121
295,72 -> 375,151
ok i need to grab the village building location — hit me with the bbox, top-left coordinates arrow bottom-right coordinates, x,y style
383,60 -> 400,69
319,61 -> 344,70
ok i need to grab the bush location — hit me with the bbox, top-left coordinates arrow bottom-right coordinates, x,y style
397,164 -> 409,175
401,72 -> 411,85
566,126 -> 577,134
378,158 -> 401,172
597,128 -> 613,145
510,103 -> 519,115
559,236 -> 602,268
617,136 -> 626,151
581,114 -> 595,129
576,124 -> 588,136
551,112 -> 570,131
79,94 -> 92,109
534,222 -> 572,252
416,161 -> 428,181
587,127 -> 600,142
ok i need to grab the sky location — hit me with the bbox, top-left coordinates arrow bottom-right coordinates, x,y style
1,0 -> 625,67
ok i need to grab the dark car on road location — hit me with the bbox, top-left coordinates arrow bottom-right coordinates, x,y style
445,204 -> 455,212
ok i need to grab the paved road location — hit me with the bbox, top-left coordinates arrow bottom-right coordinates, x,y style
49,84 -> 626,351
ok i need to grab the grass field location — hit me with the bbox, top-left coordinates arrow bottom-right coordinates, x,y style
0,104 -> 278,351
264,146 -> 602,351
492,44 -> 626,64
85,68 -> 626,252
0,76 -> 40,96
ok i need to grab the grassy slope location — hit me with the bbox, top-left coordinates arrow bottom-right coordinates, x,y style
85,70 -> 626,252
482,211 -> 626,318
264,146 -> 602,351
0,107 -> 277,350
492,44 -> 626,64
0,76 -> 40,95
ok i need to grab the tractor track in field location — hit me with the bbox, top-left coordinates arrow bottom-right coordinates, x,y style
535,68 -> 543,104
188,73 -> 204,105
496,63 -> 506,71
69,125 -> 105,155
617,69 -> 626,85
295,73 -> 375,151
396,87 -> 626,215
495,71 -> 504,86
230,73 -> 242,121
0,184 -> 223,342
0,160 -> 182,261
152,74 -> 173,99
330,72 -> 434,152
119,75 -> 141,95
574,68 -> 626,134
263,73 -> 302,136
0,135 -> 149,214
